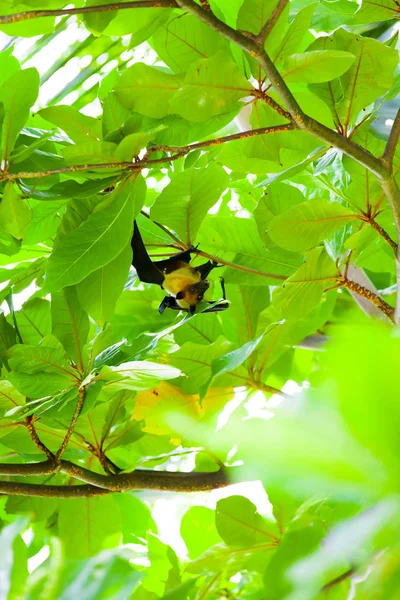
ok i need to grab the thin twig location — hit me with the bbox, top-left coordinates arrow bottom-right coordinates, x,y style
0,1 -> 177,25
382,107 -> 400,169
150,123 -> 294,154
2,124 -> 293,183
252,90 -> 292,120
25,417 -> 54,459
257,0 -> 289,46
55,386 -> 86,461
339,277 -> 395,321
141,210 -> 185,248
321,568 -> 355,591
367,217 -> 398,252
196,249 -> 287,281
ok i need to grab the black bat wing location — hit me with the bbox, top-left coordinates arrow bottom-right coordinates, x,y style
131,221 -> 164,286
152,248 -> 193,274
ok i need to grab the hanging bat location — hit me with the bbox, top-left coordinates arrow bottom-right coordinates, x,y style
131,221 -> 229,315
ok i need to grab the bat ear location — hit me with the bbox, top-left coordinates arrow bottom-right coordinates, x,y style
189,305 -> 196,315
176,291 -> 185,300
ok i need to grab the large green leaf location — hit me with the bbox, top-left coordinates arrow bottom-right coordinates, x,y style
77,245 -> 132,323
51,286 -> 89,368
58,497 -> 122,559
281,50 -> 355,83
38,105 -> 102,144
0,48 -> 20,87
150,163 -> 229,244
309,30 -> 398,130
45,176 -> 144,291
216,496 -> 280,547
170,51 -> 250,122
0,68 -> 40,162
98,361 -> 182,391
0,182 -> 32,239
7,370 -> 75,399
181,507 -> 222,559
254,182 -> 305,240
7,339 -> 74,377
271,247 -> 338,319
268,198 -> 359,252
114,63 -> 183,118
150,13 -> 228,73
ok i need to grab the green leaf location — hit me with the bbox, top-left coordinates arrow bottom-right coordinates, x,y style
58,551 -> 142,600
281,50 -> 355,83
170,51 -> 250,122
310,31 -> 398,129
0,314 -> 16,360
197,215 -> 302,284
20,177 -> 117,201
77,245 -> 132,323
7,340 -> 73,376
0,68 -> 40,162
114,63 -> 183,118
254,182 -> 305,240
168,338 -> 230,394
7,370 -> 75,399
0,182 -> 32,239
38,105 -> 102,144
150,13 -> 228,73
268,198 -> 358,252
62,141 -> 117,166
181,506 -> 222,559
0,232 -> 21,257
211,333 -> 266,378
58,496 -> 122,559
115,131 -> 154,162
98,361 -> 182,391
0,48 -> 20,87
151,163 -> 229,244
17,297 -> 51,345
115,494 -> 156,544
46,176 -> 144,291
216,496 -> 279,547
272,247 -> 338,319
272,3 -> 317,61
263,523 -> 325,599
51,286 -> 89,367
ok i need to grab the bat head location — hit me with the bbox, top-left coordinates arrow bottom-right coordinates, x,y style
176,280 -> 210,309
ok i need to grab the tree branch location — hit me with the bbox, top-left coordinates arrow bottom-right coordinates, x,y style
0,459 -> 230,496
150,123 -> 294,154
257,0 -> 289,46
55,386 -> 86,461
382,107 -> 400,169
0,1 -> 177,25
339,276 -> 395,321
2,125 -> 293,183
175,0 -> 389,181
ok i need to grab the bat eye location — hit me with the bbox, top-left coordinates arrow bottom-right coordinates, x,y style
189,286 -> 196,293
